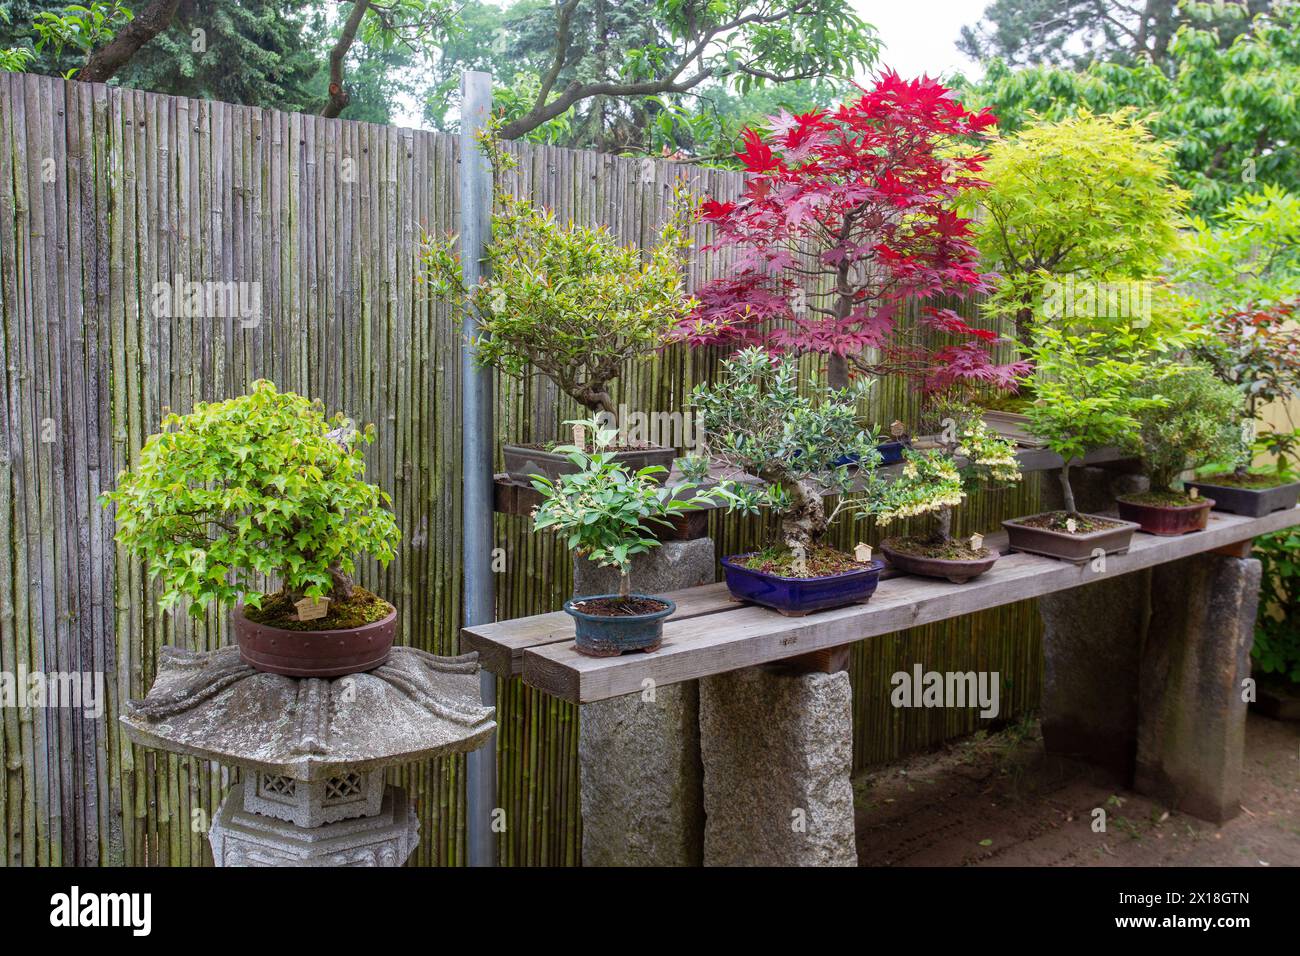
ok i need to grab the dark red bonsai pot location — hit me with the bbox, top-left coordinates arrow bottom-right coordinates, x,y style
879,538 -> 1000,584
233,603 -> 398,678
1116,495 -> 1214,536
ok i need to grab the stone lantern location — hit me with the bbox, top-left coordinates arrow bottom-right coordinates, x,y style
122,645 -> 495,866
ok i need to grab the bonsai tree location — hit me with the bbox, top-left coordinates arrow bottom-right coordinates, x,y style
690,347 -> 957,563
1023,327 -> 1168,515
102,380 -> 401,618
1193,300 -> 1300,479
871,416 -> 1022,553
975,110 -> 1187,345
530,420 -> 734,600
675,73 -> 1024,394
425,137 -> 693,416
1130,363 -> 1241,500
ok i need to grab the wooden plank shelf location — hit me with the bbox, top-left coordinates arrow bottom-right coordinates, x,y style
464,506 -> 1300,704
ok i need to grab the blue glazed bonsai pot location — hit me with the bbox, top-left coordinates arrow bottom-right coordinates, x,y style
720,554 -> 886,616
829,439 -> 906,469
564,594 -> 676,657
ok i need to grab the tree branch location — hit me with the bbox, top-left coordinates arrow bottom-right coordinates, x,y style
76,0 -> 180,84
322,0 -> 373,119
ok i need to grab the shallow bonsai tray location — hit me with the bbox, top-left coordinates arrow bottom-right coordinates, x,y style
1185,478 -> 1300,518
720,554 -> 885,616
879,539 -> 1000,584
1001,512 -> 1140,565
502,442 -> 677,485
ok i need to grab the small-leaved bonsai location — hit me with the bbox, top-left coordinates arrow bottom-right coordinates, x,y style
103,380 -> 400,628
1129,363 -> 1241,502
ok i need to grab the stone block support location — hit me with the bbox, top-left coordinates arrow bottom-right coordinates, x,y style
1039,568 -> 1151,778
575,540 -> 713,866
699,666 -> 856,866
1136,553 -> 1261,823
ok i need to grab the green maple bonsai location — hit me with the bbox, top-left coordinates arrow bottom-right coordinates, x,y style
102,380 -> 400,619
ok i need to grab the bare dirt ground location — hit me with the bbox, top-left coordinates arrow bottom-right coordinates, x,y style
853,713 -> 1300,867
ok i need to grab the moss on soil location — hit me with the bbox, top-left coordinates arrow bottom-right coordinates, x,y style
1012,511 -> 1124,534
884,536 -> 991,561
1197,472 -> 1297,490
1119,490 -> 1203,507
740,545 -> 872,578
244,586 -> 392,631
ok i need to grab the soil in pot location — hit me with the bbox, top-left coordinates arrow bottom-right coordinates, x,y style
564,594 -> 674,657
1186,472 -> 1300,518
1002,511 -> 1139,564
236,587 -> 398,678
721,546 -> 884,616
881,536 -> 1000,584
1116,490 -> 1214,536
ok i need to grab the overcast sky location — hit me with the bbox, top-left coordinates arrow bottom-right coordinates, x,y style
858,0 -> 991,81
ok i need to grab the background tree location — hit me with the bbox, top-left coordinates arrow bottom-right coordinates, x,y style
958,0 -> 1270,69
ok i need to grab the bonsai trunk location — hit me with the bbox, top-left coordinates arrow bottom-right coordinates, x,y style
764,471 -> 828,553
618,570 -> 631,599
1058,463 -> 1077,515
826,353 -> 850,392
930,506 -> 953,545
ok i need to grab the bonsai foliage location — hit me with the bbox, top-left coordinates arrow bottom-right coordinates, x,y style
424,136 -> 693,415
872,417 -> 1021,544
1173,185 -> 1300,321
690,348 -> 879,552
975,110 -> 1187,344
102,381 -> 400,618
1023,327 -> 1168,514
676,73 -> 1024,392
1193,300 -> 1300,475
530,420 -> 732,598
1130,363 -> 1241,494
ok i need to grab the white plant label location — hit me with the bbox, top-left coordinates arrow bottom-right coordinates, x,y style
295,596 -> 331,622
1066,518 -> 1078,534
1189,487 -> 1199,500
572,424 -> 586,450
855,542 -> 872,563
969,533 -> 984,551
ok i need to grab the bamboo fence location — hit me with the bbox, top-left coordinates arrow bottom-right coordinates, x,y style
0,72 -> 1045,867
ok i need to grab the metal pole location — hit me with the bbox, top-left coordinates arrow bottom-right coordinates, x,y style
460,69 -> 497,868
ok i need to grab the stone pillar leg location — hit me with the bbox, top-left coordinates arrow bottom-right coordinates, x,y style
1039,569 -> 1151,777
699,666 -> 857,866
574,539 -> 713,866
1136,553 -> 1261,823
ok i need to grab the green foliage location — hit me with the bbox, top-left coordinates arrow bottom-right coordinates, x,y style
1252,529 -> 1300,685
959,5 -> 1300,215
1172,185 -> 1300,320
530,419 -> 734,594
1024,327 -> 1169,508
423,137 -> 693,413
27,0 -> 130,78
975,110 -> 1187,341
691,347 -> 877,502
101,380 -> 400,619
1132,363 -> 1242,492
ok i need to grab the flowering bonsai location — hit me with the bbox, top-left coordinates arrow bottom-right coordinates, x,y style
675,73 -> 1024,395
871,417 -> 1021,581
691,348 -> 956,612
530,420 -> 734,655
1117,363 -> 1241,534
102,380 -> 401,675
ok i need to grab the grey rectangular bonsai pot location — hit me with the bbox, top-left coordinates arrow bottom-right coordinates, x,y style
503,442 -> 676,485
1002,512 -> 1140,564
1184,477 -> 1300,518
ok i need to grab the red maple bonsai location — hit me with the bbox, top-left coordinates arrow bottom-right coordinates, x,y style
675,73 -> 1025,393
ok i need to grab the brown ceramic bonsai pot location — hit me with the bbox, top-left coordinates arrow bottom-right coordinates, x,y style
503,442 -> 676,485
1116,495 -> 1214,536
233,602 -> 398,678
1002,512 -> 1140,564
880,538 -> 1000,584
